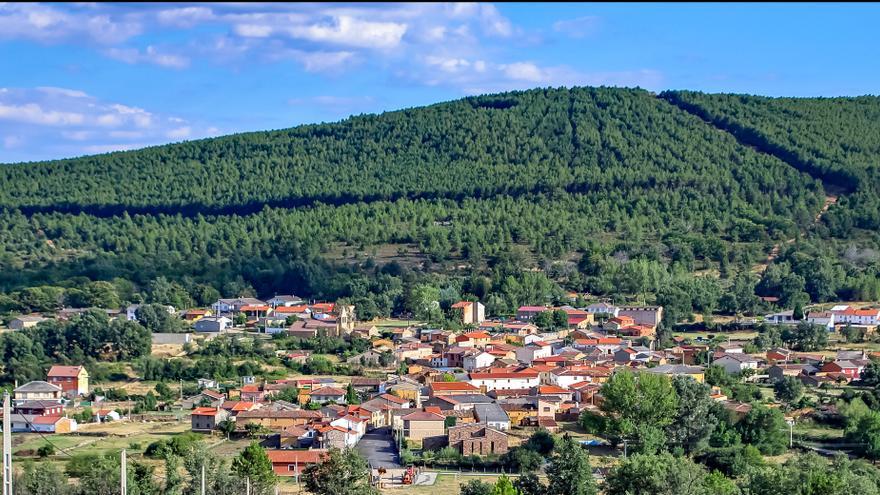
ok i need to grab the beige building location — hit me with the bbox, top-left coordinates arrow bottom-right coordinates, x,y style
451,301 -> 486,325
618,306 -> 664,328
235,410 -> 322,432
8,315 -> 47,330
13,381 -> 62,403
401,410 -> 446,444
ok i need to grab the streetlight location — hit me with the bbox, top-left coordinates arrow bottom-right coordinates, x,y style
786,419 -> 795,448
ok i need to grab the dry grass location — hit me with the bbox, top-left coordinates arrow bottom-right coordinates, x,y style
152,343 -> 187,357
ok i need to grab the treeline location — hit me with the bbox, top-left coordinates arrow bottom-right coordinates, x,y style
0,87 -> 820,215
661,90 -> 880,234
0,87 -> 877,328
0,309 -> 150,384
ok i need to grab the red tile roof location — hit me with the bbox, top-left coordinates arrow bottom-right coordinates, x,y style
47,365 -> 83,378
470,370 -> 540,379
518,306 -> 547,312
267,449 -> 327,464
402,411 -> 445,421
537,385 -> 571,395
240,305 -> 270,312
310,387 -> 345,396
32,415 -> 63,425
192,407 -> 219,416
429,382 -> 479,392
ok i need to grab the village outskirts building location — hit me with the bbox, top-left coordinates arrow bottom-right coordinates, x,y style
47,365 -> 89,397
451,301 -> 486,325
7,315 -> 48,330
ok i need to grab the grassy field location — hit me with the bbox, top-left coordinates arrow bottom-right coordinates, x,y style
13,420 -> 192,459
672,330 -> 759,341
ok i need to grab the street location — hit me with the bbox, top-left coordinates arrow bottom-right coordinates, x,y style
357,426 -> 401,469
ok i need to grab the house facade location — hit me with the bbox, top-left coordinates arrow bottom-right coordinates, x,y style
447,424 -> 509,456
47,365 -> 89,396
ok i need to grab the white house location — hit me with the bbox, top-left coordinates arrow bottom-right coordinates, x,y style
515,342 -> 552,365
836,307 -> 880,326
522,334 -> 545,346
765,311 -> 796,325
193,316 -> 231,333
474,403 -> 511,431
586,302 -> 619,317
268,295 -> 305,307
260,316 -> 289,334
211,297 -> 266,314
331,415 -> 367,441
463,351 -> 496,371
468,371 -> 540,391
713,353 -> 761,375
548,368 -> 611,389
807,311 -> 836,330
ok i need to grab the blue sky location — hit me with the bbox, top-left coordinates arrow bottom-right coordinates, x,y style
1,2 -> 878,163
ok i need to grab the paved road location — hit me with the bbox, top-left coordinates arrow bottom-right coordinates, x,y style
357,426 -> 401,468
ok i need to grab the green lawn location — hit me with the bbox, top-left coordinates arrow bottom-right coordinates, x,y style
14,434 -> 84,455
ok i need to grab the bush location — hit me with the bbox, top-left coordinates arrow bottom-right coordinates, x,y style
37,443 -> 55,458
144,432 -> 203,458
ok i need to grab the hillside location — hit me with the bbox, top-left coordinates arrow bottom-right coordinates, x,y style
0,86 -> 877,321
660,90 -> 880,235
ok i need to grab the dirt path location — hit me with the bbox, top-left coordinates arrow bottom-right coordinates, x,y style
752,195 -> 837,274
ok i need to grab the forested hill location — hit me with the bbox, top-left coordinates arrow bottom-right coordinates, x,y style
660,90 -> 880,234
0,87 -> 822,216
0,86 -> 878,322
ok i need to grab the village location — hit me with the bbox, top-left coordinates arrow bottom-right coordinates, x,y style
2,292 -> 880,493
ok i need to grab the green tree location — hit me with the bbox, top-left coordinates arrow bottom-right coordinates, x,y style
773,376 -> 804,404
545,435 -> 596,495
781,322 -> 828,352
461,480 -> 493,495
218,419 -> 236,440
345,383 -> 361,404
667,376 -> 718,454
16,460 -> 70,495
736,405 -> 789,455
599,370 -> 678,449
491,476 -> 519,495
302,447 -> 377,495
231,442 -> 277,491
604,452 -> 721,495
523,428 -> 555,455
37,443 -> 55,458
513,473 -> 545,495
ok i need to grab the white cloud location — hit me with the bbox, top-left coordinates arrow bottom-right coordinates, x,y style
0,3 -> 141,44
0,102 -> 85,126
416,55 -> 663,94
37,86 -> 89,98
166,126 -> 192,139
62,130 -> 92,140
104,45 -> 190,69
553,16 -> 600,38
0,86 -> 218,162
3,135 -> 22,149
267,48 -> 356,74
234,23 -> 273,37
82,143 -> 143,154
500,62 -> 545,83
156,6 -> 214,27
287,15 -> 407,49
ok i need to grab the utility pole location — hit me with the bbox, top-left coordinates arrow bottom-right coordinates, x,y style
201,462 -> 206,495
246,476 -> 251,495
120,449 -> 128,495
3,392 -> 12,495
